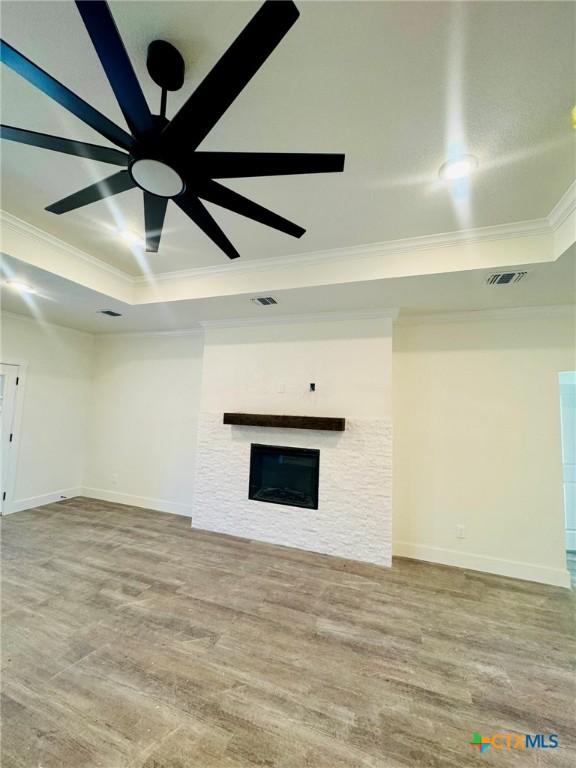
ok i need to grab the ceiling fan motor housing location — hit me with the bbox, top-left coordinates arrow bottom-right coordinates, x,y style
146,40 -> 185,92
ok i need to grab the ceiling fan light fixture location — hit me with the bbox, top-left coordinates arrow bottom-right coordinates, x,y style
129,158 -> 185,198
1,0 -> 345,259
439,155 -> 478,181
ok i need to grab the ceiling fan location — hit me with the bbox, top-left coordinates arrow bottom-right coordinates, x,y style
0,0 -> 345,258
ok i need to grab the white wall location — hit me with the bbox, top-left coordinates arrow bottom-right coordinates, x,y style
193,318 -> 393,564
198,320 -> 393,418
84,332 -> 204,516
3,305 -> 574,587
393,307 -> 575,587
0,312 -> 93,511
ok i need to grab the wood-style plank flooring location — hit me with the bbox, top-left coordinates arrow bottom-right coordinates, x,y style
1,498 -> 575,767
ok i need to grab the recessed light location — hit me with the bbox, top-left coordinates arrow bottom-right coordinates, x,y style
118,229 -> 143,247
4,280 -> 37,295
439,155 -> 478,181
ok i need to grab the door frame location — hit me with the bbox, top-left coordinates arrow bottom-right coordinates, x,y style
559,371 -> 576,551
1,361 -> 26,515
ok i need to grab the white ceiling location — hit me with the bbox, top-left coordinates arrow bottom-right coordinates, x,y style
2,246 -> 574,334
1,1 -> 574,276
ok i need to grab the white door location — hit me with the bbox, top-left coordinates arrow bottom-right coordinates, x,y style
559,372 -> 576,551
0,364 -> 20,515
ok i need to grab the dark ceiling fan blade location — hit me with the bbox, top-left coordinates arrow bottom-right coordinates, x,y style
75,1 -> 154,138
46,169 -> 135,214
191,152 -> 345,179
143,193 -> 168,252
196,179 -> 304,238
163,1 -> 299,150
0,125 -> 129,165
176,192 -> 240,259
0,39 -> 133,150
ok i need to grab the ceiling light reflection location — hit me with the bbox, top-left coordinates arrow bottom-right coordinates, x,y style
439,155 -> 478,181
4,279 -> 38,295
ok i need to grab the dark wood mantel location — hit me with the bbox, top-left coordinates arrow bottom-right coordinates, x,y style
223,413 -> 346,432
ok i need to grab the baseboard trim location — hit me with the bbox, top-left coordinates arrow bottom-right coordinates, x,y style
5,493 -> 570,588
393,541 -> 571,589
81,487 -> 193,518
5,488 -> 82,515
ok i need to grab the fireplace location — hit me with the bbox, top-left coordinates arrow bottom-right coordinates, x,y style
248,444 -> 320,509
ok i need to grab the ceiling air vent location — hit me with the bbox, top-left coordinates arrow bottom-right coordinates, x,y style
485,271 -> 528,286
99,310 -> 123,317
251,297 -> 278,306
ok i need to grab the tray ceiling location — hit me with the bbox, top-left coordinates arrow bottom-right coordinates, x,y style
1,0 -> 574,276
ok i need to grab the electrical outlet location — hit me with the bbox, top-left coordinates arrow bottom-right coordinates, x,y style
111,473 -> 119,487
456,525 -> 466,539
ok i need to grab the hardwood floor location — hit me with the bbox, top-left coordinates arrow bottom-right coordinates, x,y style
1,498 -> 574,767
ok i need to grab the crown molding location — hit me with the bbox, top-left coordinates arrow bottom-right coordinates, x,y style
4,177 -> 572,289
548,179 -> 576,232
0,211 -> 134,285
94,327 -> 204,340
132,217 -> 552,285
71,310 -> 399,338
396,304 -> 575,326
0,308 -> 205,339
199,308 -> 399,329
0,309 -> 95,337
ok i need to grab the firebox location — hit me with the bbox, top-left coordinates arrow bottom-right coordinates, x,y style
248,444 -> 320,510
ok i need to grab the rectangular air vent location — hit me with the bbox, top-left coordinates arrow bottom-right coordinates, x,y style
486,271 -> 528,286
99,310 -> 122,317
251,296 -> 278,306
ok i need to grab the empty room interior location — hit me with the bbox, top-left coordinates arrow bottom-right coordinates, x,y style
1,0 -> 575,766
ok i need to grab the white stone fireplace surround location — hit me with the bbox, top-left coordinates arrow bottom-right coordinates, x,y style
192,314 -> 394,566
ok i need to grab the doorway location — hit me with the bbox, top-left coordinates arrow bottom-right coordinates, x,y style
559,372 -> 576,585
0,363 -> 21,514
